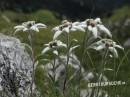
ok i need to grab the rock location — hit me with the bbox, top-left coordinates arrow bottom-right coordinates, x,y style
0,33 -> 33,97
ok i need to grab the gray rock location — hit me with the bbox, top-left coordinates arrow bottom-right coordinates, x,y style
0,33 -> 33,97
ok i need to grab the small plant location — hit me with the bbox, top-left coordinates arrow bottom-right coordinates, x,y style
14,21 -> 47,96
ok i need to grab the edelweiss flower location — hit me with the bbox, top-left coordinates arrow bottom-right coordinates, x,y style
71,21 -> 87,32
91,39 -> 124,58
86,18 -> 112,38
52,20 -> 86,40
14,21 -> 46,33
41,40 -> 67,55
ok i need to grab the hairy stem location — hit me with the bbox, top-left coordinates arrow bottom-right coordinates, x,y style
28,31 -> 35,97
63,33 -> 70,97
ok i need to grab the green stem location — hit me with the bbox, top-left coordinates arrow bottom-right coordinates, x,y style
28,31 -> 35,97
63,33 -> 70,97
95,49 -> 109,97
78,31 -> 88,96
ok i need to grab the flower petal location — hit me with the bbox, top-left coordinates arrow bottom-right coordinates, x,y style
31,25 -> 39,32
53,50 -> 58,55
63,27 -> 70,33
52,26 -> 60,33
92,27 -> 98,38
97,24 -> 112,38
53,30 -> 63,40
96,40 -> 103,45
70,27 -> 77,32
88,26 -> 92,31
73,26 -> 85,32
115,44 -> 124,50
23,28 -> 28,32
14,29 -> 23,34
69,45 -> 80,53
35,23 -> 47,28
80,21 -> 87,28
42,47 -> 50,54
109,47 -> 118,58
94,44 -> 105,51
73,21 -> 87,29
94,18 -> 102,24
44,43 -> 49,46
72,22 -> 80,26
57,41 -> 67,48
14,25 -> 25,29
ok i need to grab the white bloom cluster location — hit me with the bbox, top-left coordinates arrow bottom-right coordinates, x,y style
52,20 -> 86,40
42,40 -> 67,55
50,18 -> 124,58
14,21 -> 46,33
85,18 -> 112,38
52,18 -> 112,40
91,39 -> 124,58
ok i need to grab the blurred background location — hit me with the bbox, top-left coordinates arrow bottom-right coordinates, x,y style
0,0 -> 130,19
0,0 -> 130,97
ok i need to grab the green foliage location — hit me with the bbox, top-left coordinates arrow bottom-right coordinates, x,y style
109,6 -> 130,22
30,10 -> 60,26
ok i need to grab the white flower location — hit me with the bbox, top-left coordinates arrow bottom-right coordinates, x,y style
41,40 -> 67,55
86,18 -> 112,38
14,21 -> 47,33
52,26 -> 63,40
71,21 -> 87,32
91,39 -> 124,58
52,20 -> 86,40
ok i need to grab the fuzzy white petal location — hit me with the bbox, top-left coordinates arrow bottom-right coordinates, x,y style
31,26 -> 39,32
80,21 -> 87,28
42,47 -> 50,54
109,47 -> 118,58
14,25 -> 25,29
72,21 -> 87,29
88,26 -> 92,31
53,50 -> 58,55
95,40 -> 103,45
14,28 -> 23,33
95,44 -> 105,51
57,41 -> 67,48
72,22 -> 80,26
35,23 -> 47,28
94,18 -> 102,24
97,24 -> 112,38
92,27 -> 98,38
69,45 -> 80,53
63,27 -> 70,33
61,44 -> 67,48
53,30 -> 62,40
23,28 -> 28,32
115,45 -> 124,50
44,43 -> 49,46
70,27 -> 77,31
74,26 -> 85,32
52,26 -> 60,33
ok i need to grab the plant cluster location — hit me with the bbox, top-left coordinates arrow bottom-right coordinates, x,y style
13,18 -> 124,97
